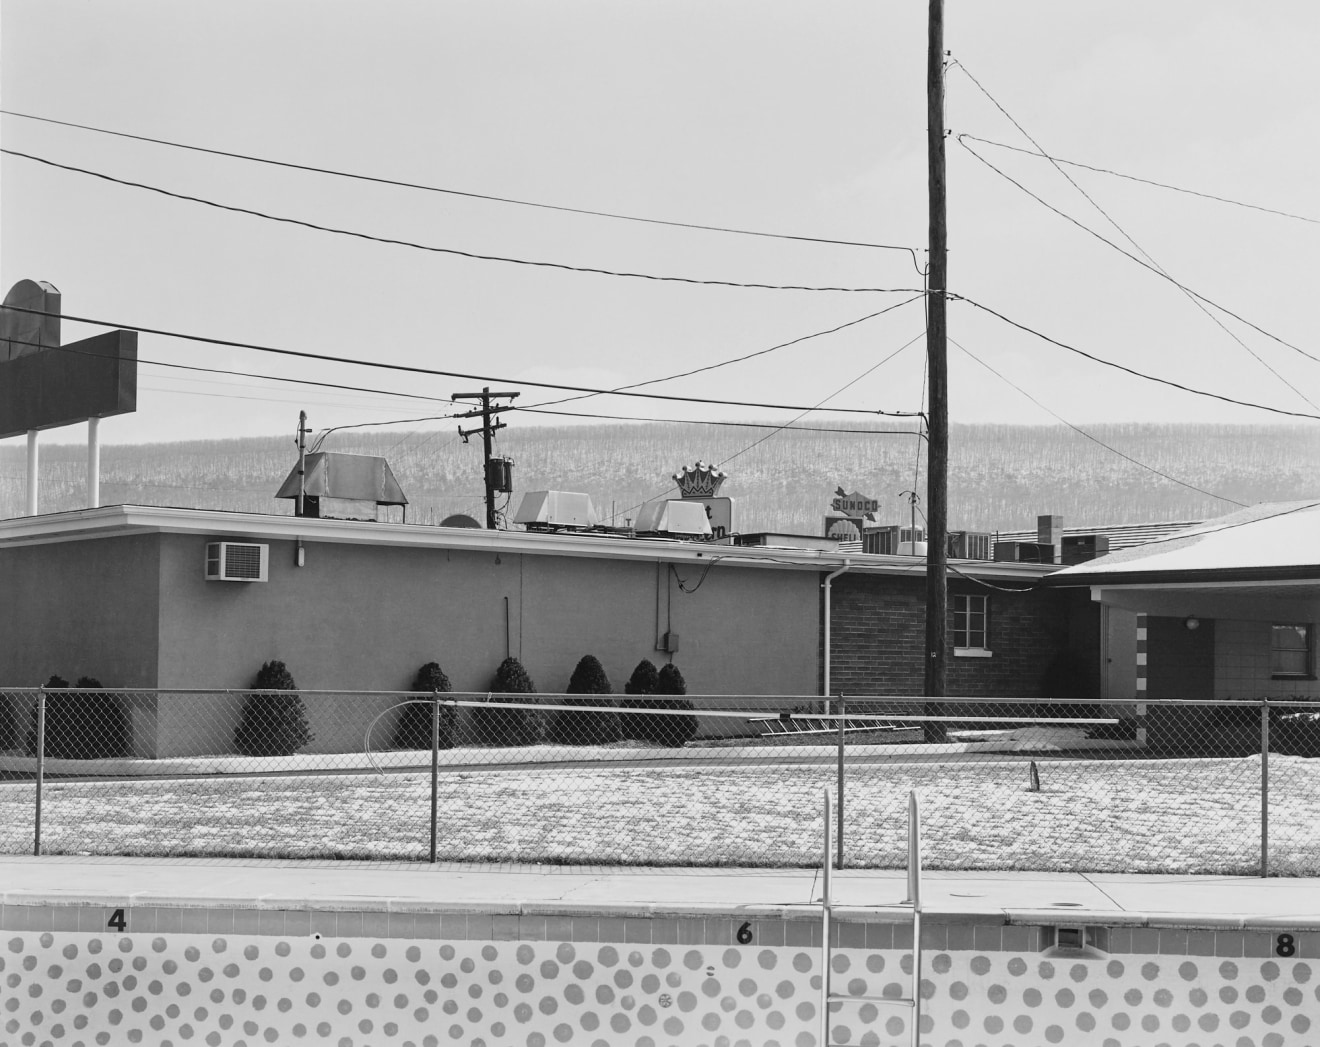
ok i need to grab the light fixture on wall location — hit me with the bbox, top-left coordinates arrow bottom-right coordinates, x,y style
1184,616 -> 1200,631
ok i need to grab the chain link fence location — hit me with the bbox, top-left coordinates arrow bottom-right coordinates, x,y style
1,687 -> 1316,873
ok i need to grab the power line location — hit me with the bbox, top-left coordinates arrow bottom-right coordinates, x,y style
958,134 -> 1320,226
523,295 -> 924,412
954,138 -> 1320,369
0,108 -> 925,262
951,62 -> 1317,410
949,336 -> 1246,506
1,148 -> 921,296
3,305 -> 921,418
717,332 -> 928,471
513,407 -> 925,436
952,295 -> 1320,421
612,331 -> 928,519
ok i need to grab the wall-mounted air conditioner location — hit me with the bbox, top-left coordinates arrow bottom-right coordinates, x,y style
205,542 -> 269,582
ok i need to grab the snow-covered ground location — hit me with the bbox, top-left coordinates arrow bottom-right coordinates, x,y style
2,749 -> 1314,874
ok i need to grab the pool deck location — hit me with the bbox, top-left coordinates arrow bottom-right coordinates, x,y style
3,856 -> 1319,931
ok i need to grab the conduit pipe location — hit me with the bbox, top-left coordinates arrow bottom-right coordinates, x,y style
821,560 -> 852,698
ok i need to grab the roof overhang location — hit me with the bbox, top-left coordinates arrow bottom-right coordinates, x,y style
0,504 -> 1057,581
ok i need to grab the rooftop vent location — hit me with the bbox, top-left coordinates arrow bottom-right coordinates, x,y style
633,500 -> 713,538
276,452 -> 407,522
514,491 -> 599,531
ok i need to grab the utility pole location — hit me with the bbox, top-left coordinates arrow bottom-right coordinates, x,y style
454,387 -> 519,530
924,0 -> 950,743
295,410 -> 310,518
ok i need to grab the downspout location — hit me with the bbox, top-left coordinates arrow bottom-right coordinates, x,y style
822,560 -> 853,698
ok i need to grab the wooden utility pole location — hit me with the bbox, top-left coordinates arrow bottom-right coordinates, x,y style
924,0 -> 949,743
455,387 -> 519,529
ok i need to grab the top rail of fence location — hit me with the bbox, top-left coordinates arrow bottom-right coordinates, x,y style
4,686 -> 1320,710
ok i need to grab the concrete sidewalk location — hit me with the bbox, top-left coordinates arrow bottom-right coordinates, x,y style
3,856 -> 1318,930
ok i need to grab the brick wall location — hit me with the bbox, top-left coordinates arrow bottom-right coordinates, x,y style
824,573 -> 1091,699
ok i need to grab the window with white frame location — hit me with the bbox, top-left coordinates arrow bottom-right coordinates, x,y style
953,593 -> 990,653
1271,623 -> 1314,678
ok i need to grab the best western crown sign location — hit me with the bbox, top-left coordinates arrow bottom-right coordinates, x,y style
0,279 -> 137,439
672,461 -> 734,540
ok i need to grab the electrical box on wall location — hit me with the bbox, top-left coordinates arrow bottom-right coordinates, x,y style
205,541 -> 269,582
659,631 -> 680,653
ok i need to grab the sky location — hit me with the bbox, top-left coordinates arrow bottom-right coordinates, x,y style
2,1 -> 1318,450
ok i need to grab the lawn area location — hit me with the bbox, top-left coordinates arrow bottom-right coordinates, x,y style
1,749 -> 1316,874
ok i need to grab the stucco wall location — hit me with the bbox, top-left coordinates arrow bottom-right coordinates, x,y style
0,532 -> 162,688
143,533 -> 819,754
155,535 -> 816,697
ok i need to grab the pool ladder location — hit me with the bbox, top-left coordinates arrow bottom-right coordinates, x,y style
819,788 -> 922,1047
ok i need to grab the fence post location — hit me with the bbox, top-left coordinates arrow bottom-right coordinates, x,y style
33,689 -> 46,856
836,693 -> 845,870
430,693 -> 441,864
1260,698 -> 1270,879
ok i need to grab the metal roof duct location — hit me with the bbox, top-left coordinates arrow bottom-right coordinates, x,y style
634,499 -> 713,538
514,491 -> 599,530
276,452 -> 407,521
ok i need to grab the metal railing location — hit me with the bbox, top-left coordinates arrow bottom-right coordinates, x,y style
1,687 -> 1317,874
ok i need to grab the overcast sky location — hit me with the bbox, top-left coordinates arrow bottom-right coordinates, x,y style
2,1 -> 1317,449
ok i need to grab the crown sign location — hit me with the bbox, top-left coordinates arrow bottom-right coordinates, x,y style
673,461 -> 727,498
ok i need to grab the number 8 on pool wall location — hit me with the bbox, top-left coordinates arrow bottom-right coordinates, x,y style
1275,933 -> 1296,957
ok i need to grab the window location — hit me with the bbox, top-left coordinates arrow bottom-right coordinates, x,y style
1271,623 -> 1314,678
954,594 -> 990,653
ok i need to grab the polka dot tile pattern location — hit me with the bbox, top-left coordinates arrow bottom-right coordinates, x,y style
2,932 -> 826,1047
1,924 -> 1316,1046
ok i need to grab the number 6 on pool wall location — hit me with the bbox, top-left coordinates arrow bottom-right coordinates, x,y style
107,908 -> 127,932
1275,933 -> 1296,957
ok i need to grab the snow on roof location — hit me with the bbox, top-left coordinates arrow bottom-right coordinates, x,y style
1047,500 -> 1320,584
994,520 -> 1202,552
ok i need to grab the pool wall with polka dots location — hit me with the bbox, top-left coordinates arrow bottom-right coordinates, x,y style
2,903 -> 1316,1046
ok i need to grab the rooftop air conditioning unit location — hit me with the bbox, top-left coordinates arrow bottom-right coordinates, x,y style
993,541 -> 1054,565
205,541 -> 269,582
948,531 -> 992,560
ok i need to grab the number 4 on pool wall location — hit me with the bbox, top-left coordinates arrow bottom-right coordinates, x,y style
107,908 -> 127,932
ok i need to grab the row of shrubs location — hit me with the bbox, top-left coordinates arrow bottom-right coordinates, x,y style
238,655 -> 697,757
0,656 -> 698,759
390,655 -> 697,755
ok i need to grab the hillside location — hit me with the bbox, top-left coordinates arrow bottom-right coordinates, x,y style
2,422 -> 1316,534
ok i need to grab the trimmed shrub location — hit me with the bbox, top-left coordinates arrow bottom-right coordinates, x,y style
233,661 -> 313,757
619,658 -> 695,747
472,657 -> 540,746
547,655 -> 621,746
653,663 -> 699,747
25,675 -> 132,759
392,662 -> 456,750
624,659 -> 660,697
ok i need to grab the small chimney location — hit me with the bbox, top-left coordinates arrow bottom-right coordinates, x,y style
1038,514 -> 1063,564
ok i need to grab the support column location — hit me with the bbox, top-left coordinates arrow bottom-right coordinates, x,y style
88,416 -> 101,508
26,429 -> 38,515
